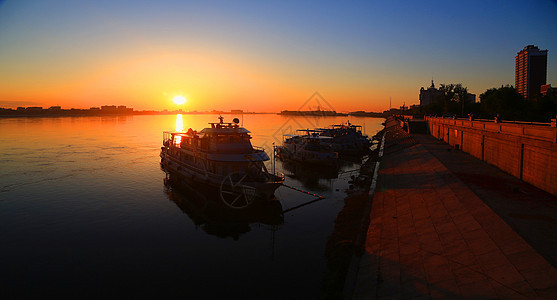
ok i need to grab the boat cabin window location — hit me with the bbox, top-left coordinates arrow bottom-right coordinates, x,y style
214,134 -> 250,144
173,135 -> 183,147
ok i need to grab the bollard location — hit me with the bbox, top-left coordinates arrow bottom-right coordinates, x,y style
468,113 -> 475,121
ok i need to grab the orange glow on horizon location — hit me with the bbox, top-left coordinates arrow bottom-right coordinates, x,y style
0,48 -> 413,112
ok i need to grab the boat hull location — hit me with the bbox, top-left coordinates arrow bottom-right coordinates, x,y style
275,146 -> 339,166
161,151 -> 283,205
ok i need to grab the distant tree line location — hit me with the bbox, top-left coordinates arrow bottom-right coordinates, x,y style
412,84 -> 557,122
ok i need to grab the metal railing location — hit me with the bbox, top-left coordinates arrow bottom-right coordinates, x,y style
426,116 -> 552,126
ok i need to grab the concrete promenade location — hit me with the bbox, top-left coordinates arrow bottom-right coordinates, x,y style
350,118 -> 557,299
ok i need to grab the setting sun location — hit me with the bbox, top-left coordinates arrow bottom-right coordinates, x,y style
172,95 -> 186,105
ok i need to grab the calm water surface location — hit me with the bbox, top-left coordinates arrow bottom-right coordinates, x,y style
0,114 -> 383,298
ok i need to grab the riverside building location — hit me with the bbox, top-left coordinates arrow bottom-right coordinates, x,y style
515,45 -> 548,100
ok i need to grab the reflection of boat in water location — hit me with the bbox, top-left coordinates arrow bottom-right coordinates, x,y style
275,134 -> 338,165
278,158 -> 340,190
164,178 -> 283,240
160,116 -> 284,209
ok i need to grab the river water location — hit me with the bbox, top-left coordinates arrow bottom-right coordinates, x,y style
0,114 -> 383,298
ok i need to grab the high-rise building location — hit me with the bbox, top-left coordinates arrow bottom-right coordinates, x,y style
515,45 -> 548,100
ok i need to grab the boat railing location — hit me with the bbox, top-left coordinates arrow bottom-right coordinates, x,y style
270,171 -> 285,182
252,146 -> 266,152
162,131 -> 173,143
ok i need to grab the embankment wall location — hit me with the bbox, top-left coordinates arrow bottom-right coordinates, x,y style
426,117 -> 557,196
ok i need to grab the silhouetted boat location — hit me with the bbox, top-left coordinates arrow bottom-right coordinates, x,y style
314,122 -> 373,154
160,116 -> 284,209
275,134 -> 338,165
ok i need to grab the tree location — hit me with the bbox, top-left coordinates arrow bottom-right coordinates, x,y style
479,85 -> 526,120
454,84 -> 468,117
438,83 -> 455,113
533,92 -> 557,122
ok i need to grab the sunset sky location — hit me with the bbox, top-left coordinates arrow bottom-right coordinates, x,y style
0,0 -> 556,112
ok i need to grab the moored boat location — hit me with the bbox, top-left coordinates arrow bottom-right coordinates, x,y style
160,116 -> 284,209
315,122 -> 373,153
275,134 -> 338,165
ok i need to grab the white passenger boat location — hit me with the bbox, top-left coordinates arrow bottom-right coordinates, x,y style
160,116 -> 284,209
275,134 -> 338,165
314,123 -> 373,153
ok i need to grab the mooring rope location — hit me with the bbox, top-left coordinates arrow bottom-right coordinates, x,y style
280,183 -> 325,199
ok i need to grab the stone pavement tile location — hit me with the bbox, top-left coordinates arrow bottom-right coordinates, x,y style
451,185 -> 479,203
425,199 -> 445,211
379,256 -> 400,270
397,222 -> 414,235
428,279 -> 462,299
400,269 -> 428,289
520,263 -> 557,291
475,249 -> 511,272
475,215 -> 517,240
400,281 -> 429,299
445,248 -> 479,271
492,280 -> 534,299
358,254 -> 377,273
417,232 -> 443,254
365,237 -> 381,254
451,213 -> 479,229
400,249 -> 423,264
353,276 -> 375,300
484,264 -> 528,288
435,221 -> 459,235
396,207 -> 411,219
455,216 -> 483,232
437,230 -> 463,247
451,264 -> 489,285
537,287 -> 557,299
433,189 -> 455,202
398,228 -> 417,240
442,203 -> 468,218
506,249 -> 548,273
376,281 -> 401,299
423,254 -> 454,284
466,235 -> 500,256
497,237 -> 532,257
378,268 -> 401,288
399,243 -> 420,256
457,279 -> 497,299
411,209 -> 431,222
414,219 -> 436,235
430,212 -> 452,225
459,229 -> 499,256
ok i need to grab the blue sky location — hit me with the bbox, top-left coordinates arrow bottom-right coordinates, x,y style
0,0 -> 556,111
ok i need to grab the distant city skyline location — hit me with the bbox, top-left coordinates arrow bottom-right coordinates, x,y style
0,0 -> 556,112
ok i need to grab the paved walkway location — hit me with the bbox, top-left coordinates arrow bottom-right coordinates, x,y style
350,118 -> 557,299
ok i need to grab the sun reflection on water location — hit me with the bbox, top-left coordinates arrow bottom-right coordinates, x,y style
176,114 -> 183,132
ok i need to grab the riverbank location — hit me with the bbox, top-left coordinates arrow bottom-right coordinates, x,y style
347,117 -> 557,298
320,131 -> 384,298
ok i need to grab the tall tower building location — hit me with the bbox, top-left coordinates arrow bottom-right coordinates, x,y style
515,45 -> 548,100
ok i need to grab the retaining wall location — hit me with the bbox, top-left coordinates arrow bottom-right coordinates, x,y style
426,117 -> 557,196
